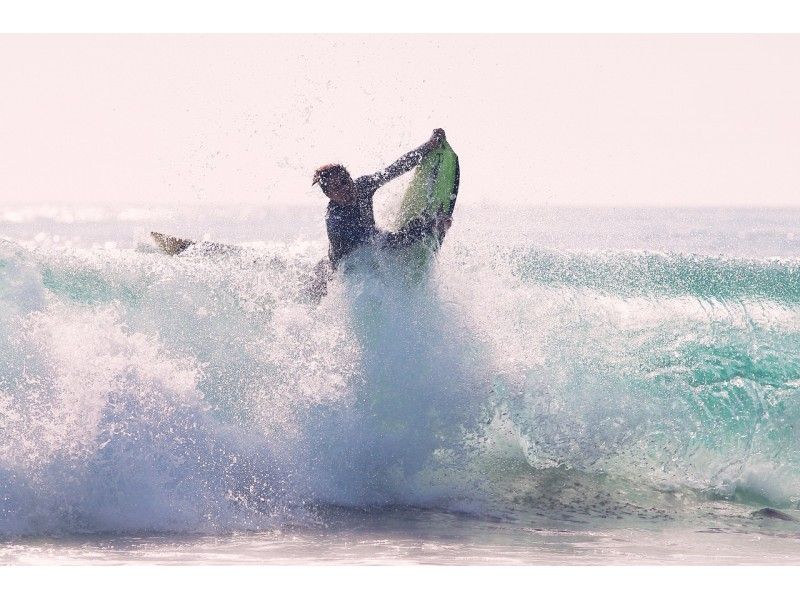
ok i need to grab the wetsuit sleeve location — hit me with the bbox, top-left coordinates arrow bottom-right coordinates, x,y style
380,215 -> 436,249
365,141 -> 433,189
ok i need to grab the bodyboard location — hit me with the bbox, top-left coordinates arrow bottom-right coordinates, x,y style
391,140 -> 459,277
394,140 -> 459,245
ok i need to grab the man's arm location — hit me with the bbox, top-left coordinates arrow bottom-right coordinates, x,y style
380,213 -> 453,249
305,257 -> 334,304
367,129 -> 446,189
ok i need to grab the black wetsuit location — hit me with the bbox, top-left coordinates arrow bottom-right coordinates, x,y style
325,175 -> 381,266
325,146 -> 433,268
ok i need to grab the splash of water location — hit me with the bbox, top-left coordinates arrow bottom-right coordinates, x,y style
2,235 -> 800,536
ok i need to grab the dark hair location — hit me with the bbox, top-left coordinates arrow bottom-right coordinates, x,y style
312,164 -> 350,190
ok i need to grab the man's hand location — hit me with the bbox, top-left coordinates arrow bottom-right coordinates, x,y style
435,214 -> 453,237
421,212 -> 453,239
422,128 -> 446,156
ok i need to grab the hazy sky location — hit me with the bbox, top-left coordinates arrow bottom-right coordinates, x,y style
1,35 -> 799,208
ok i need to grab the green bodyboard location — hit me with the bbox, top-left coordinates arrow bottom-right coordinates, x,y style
394,140 -> 460,244
389,140 -> 459,279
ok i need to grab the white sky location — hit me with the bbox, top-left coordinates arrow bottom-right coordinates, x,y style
1,35 -> 799,208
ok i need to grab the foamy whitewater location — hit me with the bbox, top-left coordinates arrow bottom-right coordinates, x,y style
2,204 -> 800,564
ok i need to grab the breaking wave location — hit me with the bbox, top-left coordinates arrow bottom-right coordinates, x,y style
2,236 -> 800,535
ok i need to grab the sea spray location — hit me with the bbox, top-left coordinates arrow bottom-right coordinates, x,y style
2,227 -> 800,536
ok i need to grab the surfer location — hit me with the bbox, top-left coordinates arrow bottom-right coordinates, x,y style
309,128 -> 452,299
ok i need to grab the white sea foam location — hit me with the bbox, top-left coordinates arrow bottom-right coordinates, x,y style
2,208 -> 800,536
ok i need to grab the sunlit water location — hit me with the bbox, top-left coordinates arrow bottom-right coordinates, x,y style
2,203 -> 800,564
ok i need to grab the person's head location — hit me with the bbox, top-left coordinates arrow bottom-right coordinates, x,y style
312,164 -> 355,204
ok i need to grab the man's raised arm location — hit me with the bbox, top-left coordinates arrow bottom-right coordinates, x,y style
367,128 -> 446,188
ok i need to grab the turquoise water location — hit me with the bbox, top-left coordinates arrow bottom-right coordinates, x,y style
2,205 -> 800,563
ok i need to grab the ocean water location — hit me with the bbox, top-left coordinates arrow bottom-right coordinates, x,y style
2,203 -> 800,564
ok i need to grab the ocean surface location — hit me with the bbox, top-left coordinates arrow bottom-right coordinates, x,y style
3,203 -> 800,564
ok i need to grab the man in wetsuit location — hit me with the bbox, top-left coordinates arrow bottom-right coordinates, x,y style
308,129 -> 450,299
